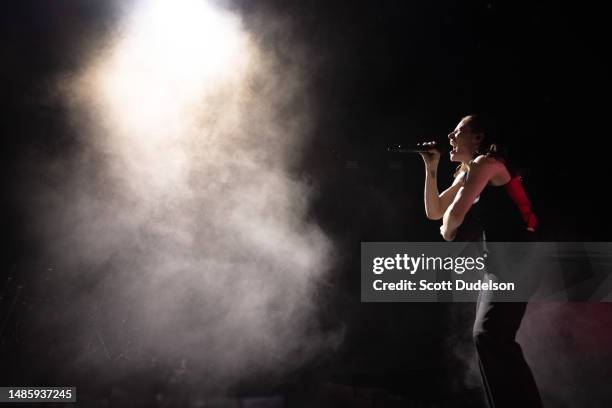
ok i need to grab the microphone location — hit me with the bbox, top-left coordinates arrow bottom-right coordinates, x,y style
387,141 -> 448,154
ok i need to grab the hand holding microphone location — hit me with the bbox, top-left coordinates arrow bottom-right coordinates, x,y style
387,141 -> 444,167
417,141 -> 442,167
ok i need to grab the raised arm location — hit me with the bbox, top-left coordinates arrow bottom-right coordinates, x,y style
422,150 -> 465,220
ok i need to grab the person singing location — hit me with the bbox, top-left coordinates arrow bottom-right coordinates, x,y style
421,114 -> 542,407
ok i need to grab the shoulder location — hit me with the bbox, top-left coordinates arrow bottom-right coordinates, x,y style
461,155 -> 504,185
472,154 -> 502,166
470,155 -> 511,186
470,155 -> 505,173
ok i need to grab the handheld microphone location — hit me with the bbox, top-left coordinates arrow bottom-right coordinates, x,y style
387,141 -> 448,154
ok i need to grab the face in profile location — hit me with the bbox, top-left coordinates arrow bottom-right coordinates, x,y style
448,116 -> 483,163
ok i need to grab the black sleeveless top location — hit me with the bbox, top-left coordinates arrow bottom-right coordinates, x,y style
455,171 -> 538,242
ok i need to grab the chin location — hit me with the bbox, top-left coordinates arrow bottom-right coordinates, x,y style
450,150 -> 469,163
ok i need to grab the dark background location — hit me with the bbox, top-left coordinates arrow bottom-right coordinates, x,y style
2,1 -> 611,407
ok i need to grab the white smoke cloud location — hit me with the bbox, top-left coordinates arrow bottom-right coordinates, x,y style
31,0 -> 340,390
519,302 -> 612,407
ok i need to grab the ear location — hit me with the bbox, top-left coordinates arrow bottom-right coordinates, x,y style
474,132 -> 485,143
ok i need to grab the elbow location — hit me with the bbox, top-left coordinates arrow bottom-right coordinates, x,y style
425,210 -> 443,221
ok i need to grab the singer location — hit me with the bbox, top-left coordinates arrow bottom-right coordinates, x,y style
420,114 -> 542,407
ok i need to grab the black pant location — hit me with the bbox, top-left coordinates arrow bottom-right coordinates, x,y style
473,279 -> 543,408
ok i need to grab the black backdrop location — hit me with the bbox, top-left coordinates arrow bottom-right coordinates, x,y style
2,1 -> 611,407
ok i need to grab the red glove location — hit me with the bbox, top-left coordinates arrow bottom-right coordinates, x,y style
504,176 -> 539,231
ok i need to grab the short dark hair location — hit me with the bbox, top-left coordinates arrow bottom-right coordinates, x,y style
457,114 -> 517,176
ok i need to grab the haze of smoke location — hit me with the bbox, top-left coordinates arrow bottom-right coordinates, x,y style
449,299 -> 612,407
30,1 -> 341,391
519,302 -> 612,408
446,304 -> 482,396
